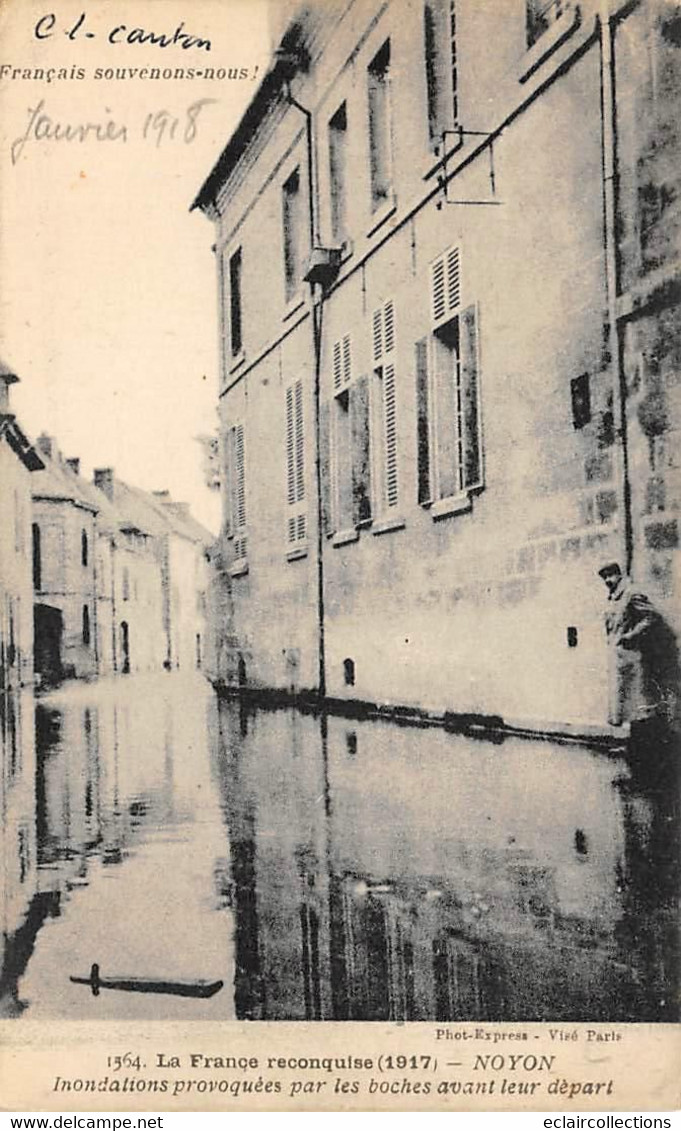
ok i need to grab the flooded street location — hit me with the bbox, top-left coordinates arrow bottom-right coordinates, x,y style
1,674 -> 678,1021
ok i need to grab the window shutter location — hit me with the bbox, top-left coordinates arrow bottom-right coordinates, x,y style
320,401 -> 333,535
372,308 -> 383,364
431,256 -> 446,324
460,304 -> 482,490
333,335 -> 352,391
431,247 -> 460,328
342,334 -> 352,384
351,376 -> 372,525
222,432 -> 232,537
294,379 -> 305,503
383,361 -> 398,507
415,338 -> 431,504
446,246 -> 461,315
286,386 -> 295,505
233,424 -> 246,530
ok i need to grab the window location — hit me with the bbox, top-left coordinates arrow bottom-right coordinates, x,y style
122,568 -> 130,601
282,168 -> 307,302
82,604 -> 91,646
32,523 -> 41,590
424,0 -> 459,145
229,247 -> 243,357
81,528 -> 88,567
372,300 -> 399,512
328,102 -> 348,244
228,423 -> 247,560
418,255 -> 482,508
368,40 -> 393,212
526,0 -> 571,48
286,380 -> 306,548
329,336 -> 372,534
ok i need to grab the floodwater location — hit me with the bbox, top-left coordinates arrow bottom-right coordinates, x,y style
0,674 -> 678,1021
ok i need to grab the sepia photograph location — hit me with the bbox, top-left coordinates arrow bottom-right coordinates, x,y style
0,0 -> 679,1112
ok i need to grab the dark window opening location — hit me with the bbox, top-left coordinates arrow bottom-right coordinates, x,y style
229,247 -> 243,357
82,604 -> 91,647
571,372 -> 591,429
344,657 -> 356,686
81,528 -> 88,567
329,102 -> 348,244
368,40 -> 393,212
283,167 -> 306,302
32,523 -> 41,591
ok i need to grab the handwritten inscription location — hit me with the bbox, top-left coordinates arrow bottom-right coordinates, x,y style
34,12 -> 212,51
10,98 -> 216,164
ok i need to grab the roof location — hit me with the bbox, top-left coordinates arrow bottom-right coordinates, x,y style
191,13 -> 312,214
0,414 -> 44,471
31,450 -> 99,512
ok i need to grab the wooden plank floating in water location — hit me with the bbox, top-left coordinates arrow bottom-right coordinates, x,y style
70,964 -> 223,999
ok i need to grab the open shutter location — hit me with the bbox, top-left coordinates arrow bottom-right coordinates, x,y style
383,362 -> 398,508
415,338 -> 431,504
286,386 -> 296,505
294,380 -> 305,503
431,247 -> 461,328
351,376 -> 372,525
460,304 -> 482,490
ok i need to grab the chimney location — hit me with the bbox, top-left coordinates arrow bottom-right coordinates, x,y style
66,457 -> 80,476
0,360 -> 19,413
37,433 -> 56,459
152,490 -> 170,500
94,467 -> 114,501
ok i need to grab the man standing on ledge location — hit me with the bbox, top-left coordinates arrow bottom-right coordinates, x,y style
599,561 -> 679,780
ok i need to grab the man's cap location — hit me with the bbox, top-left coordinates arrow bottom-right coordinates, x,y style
598,561 -> 622,579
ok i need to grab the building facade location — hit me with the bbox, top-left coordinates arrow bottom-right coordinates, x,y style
195,0 -> 680,737
0,367 -> 44,692
31,437 -> 100,684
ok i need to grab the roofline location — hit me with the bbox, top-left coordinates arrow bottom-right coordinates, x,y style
0,416 -> 45,471
32,492 -> 98,514
191,14 -> 311,215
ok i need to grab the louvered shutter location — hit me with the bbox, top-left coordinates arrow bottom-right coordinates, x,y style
431,247 -> 460,328
415,338 -> 431,504
460,304 -> 482,490
383,361 -> 398,507
333,339 -> 343,391
286,380 -> 306,546
351,376 -> 372,525
372,308 -> 383,364
286,386 -> 295,505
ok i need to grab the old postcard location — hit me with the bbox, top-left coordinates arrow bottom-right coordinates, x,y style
0,0 -> 679,1113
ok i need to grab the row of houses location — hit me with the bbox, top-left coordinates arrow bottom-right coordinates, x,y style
193,0 -> 681,738
0,360 -> 213,692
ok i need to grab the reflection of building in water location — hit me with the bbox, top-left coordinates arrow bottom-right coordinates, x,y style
0,690 -> 39,1014
194,0 -> 681,741
0,362 -> 44,692
216,699 -> 678,1021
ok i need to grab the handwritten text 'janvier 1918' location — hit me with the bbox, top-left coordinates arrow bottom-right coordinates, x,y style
10,99 -> 216,164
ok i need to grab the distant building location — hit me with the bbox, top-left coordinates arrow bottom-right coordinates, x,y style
0,364 -> 44,692
194,0 -> 681,737
91,474 -> 212,676
31,436 -> 99,684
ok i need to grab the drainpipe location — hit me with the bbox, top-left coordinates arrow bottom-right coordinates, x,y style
285,85 -> 327,699
598,7 -> 633,574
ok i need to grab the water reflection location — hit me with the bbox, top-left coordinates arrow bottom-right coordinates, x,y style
216,701 -> 679,1022
2,675 -> 234,1020
0,678 -> 678,1021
